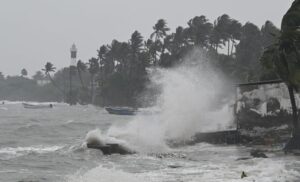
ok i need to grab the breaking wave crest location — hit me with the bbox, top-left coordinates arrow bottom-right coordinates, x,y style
0,145 -> 64,159
85,49 -> 234,153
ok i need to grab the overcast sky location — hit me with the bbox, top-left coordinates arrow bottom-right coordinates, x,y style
0,0 -> 294,76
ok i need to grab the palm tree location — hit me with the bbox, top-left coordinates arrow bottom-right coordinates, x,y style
88,58 -> 100,103
228,19 -> 242,55
21,68 -> 28,77
151,19 -> 170,41
261,21 -> 281,48
97,45 -> 108,62
76,60 -> 89,104
214,14 -> 231,52
209,22 -> 222,52
260,0 -> 300,148
236,22 -> 263,82
77,60 -> 87,89
213,14 -> 242,55
172,26 -> 190,61
187,15 -> 213,48
130,31 -> 144,54
129,30 -> 144,77
97,45 -> 109,83
42,62 -> 64,94
150,19 -> 170,65
145,39 -> 157,65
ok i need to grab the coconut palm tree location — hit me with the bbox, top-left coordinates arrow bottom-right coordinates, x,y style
214,14 -> 231,52
88,58 -> 100,103
130,31 -> 144,54
150,19 -> 170,66
77,60 -> 87,89
187,15 -> 213,48
260,0 -> 300,148
42,62 -> 64,94
97,45 -> 108,62
261,21 -> 280,48
228,19 -> 242,55
129,30 -> 144,77
76,60 -> 89,104
151,19 -> 170,42
21,68 -> 28,77
236,22 -> 263,82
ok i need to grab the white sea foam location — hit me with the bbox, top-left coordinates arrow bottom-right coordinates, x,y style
0,145 -> 64,159
0,107 -> 8,110
66,165 -> 151,182
66,155 -> 300,182
85,129 -> 130,148
85,49 -> 234,153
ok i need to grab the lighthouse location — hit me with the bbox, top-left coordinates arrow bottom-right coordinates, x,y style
70,43 -> 77,66
69,43 -> 77,105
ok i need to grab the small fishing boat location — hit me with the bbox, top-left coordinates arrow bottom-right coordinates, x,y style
23,103 -> 53,109
105,107 -> 137,115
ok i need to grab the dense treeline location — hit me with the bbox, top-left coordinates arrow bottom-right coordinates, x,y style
0,14 -> 281,106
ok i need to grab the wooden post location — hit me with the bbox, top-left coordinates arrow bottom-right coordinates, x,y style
288,85 -> 298,135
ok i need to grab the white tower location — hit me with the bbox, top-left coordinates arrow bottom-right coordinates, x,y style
70,44 -> 77,66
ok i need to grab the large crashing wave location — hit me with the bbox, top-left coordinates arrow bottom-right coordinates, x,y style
85,49 -> 234,153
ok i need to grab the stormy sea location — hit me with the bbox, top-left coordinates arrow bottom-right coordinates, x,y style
1,55 -> 300,182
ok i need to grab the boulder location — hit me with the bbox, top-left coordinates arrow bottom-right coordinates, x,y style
250,150 -> 268,158
87,143 -> 135,155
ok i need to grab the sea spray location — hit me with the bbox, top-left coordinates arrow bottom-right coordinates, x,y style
85,129 -> 130,148
87,49 -> 234,153
151,53 -> 233,141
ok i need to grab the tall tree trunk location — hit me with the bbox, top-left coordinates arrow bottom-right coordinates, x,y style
288,84 -> 298,135
77,68 -> 85,89
90,75 -> 94,104
154,36 -> 158,66
47,73 -> 64,95
230,39 -> 235,56
227,40 -> 230,56
63,68 -> 66,102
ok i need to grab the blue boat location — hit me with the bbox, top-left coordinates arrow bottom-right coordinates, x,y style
105,107 -> 137,115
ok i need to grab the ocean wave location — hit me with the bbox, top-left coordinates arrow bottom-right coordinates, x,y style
65,165 -> 151,182
66,157 -> 300,182
0,100 -> 68,106
0,107 -> 8,110
0,145 -> 64,159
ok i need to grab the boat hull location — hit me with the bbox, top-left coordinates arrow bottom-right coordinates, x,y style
23,103 -> 53,109
105,107 -> 136,115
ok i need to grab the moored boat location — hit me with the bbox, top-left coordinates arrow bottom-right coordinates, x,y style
105,107 -> 137,115
23,103 -> 53,109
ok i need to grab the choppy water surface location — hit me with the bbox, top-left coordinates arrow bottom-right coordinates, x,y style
1,103 -> 300,182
